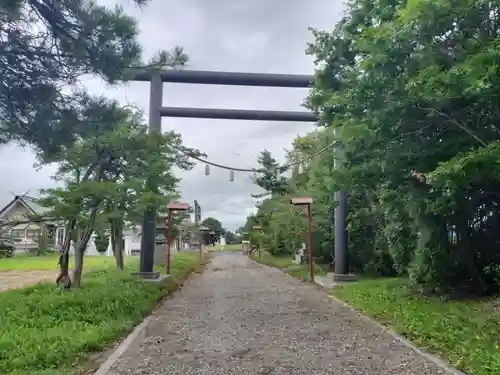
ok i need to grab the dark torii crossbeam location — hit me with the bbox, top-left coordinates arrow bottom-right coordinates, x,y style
129,69 -> 348,278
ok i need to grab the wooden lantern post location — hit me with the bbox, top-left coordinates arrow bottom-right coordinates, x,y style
166,202 -> 190,274
253,225 -> 262,258
199,226 -> 210,258
290,197 -> 314,282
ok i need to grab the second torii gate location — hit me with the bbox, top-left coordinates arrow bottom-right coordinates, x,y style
129,69 -> 348,278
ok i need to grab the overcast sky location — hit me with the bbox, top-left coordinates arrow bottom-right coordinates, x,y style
0,0 -> 343,231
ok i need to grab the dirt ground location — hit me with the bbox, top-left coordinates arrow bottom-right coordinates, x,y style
0,270 -> 56,292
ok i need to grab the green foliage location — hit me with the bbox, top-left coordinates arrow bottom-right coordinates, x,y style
39,105 -> 198,224
94,229 -> 110,253
245,0 -> 500,295
201,217 -> 223,233
252,150 -> 289,195
245,133 -> 333,260
224,230 -> 238,244
0,241 -> 14,258
35,103 -> 200,285
200,217 -> 225,245
0,253 -> 202,374
0,0 -> 187,155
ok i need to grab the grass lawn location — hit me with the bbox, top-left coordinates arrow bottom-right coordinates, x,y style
251,251 -> 294,269
333,278 -> 500,375
251,251 -> 327,280
0,253 -> 119,272
0,252 -> 205,375
213,243 -> 241,252
286,263 -> 327,280
207,243 -> 241,252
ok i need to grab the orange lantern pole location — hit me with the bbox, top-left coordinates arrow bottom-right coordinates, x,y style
166,202 -> 190,274
290,197 -> 314,282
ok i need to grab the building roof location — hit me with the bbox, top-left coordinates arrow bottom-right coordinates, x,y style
0,195 -> 51,219
22,196 -> 52,214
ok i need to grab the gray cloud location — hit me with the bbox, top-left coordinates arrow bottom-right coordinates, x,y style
0,0 -> 343,230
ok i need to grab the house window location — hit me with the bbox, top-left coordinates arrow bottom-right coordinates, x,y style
10,230 -> 24,238
26,229 -> 40,238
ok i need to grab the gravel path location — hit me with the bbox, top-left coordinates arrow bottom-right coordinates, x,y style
106,253 -> 450,375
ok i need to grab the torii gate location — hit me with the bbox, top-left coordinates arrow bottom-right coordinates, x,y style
129,69 -> 348,278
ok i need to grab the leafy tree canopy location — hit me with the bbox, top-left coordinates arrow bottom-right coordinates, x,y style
201,217 -> 224,234
37,102 -> 200,285
245,0 -> 500,295
251,150 -> 289,196
1,0 -> 187,155
200,217 -> 225,246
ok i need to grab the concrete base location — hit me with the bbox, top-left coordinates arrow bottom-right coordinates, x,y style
142,274 -> 171,286
131,271 -> 161,279
314,276 -> 337,289
328,273 -> 359,282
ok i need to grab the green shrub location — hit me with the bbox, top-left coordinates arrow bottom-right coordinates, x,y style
94,231 -> 109,253
0,241 -> 14,258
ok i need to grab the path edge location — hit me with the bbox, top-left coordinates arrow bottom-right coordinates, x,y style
94,316 -> 151,375
316,280 -> 467,375
251,260 -> 466,375
93,254 -> 214,375
98,259 -> 465,375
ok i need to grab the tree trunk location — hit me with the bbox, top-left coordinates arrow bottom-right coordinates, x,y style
456,212 -> 486,292
56,162 -> 105,288
56,219 -> 76,288
71,205 -> 99,288
72,242 -> 85,288
110,218 -> 124,270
